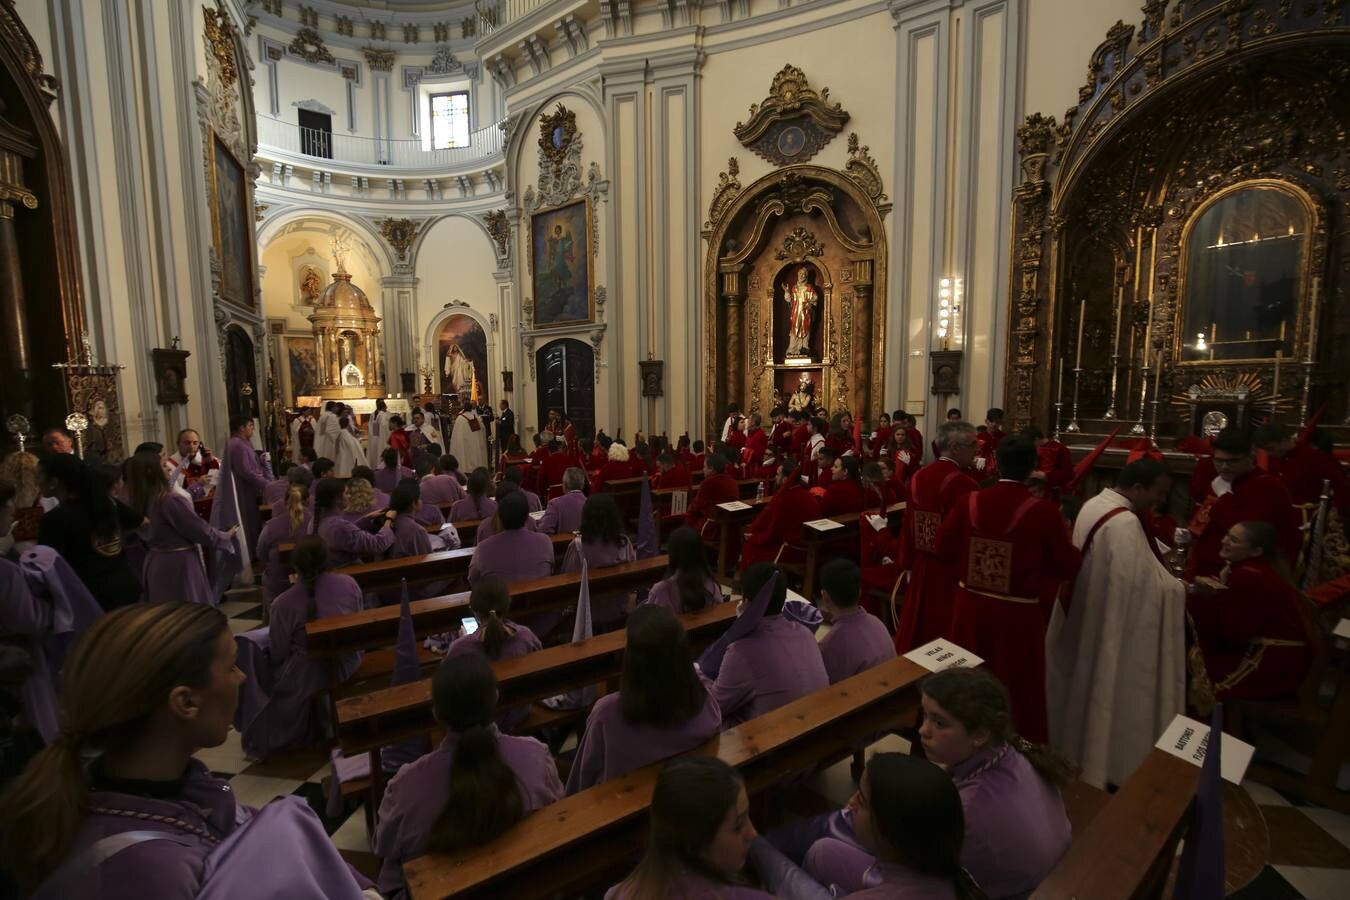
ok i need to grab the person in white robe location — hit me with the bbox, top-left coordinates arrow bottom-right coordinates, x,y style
331,415 -> 365,478
315,402 -> 340,460
1045,457 -> 1186,788
366,400 -> 389,468
411,409 -> 443,449
447,400 -> 488,473
288,410 -> 316,464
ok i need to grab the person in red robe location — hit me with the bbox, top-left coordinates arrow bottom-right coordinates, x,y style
900,413 -> 924,467
629,442 -> 655,478
1023,426 -> 1074,502
742,414 -> 770,477
591,442 -> 636,495
687,439 -> 706,475
1188,520 -> 1313,701
386,414 -> 412,468
868,413 -> 894,460
939,436 -> 1081,743
740,459 -> 821,571
820,455 -> 865,516
726,416 -> 747,459
1187,428 -> 1299,579
825,412 -> 853,459
813,447 -> 839,490
788,410 -> 810,458
974,408 -> 1005,476
1255,423 -> 1350,516
587,435 -> 609,473
539,440 -> 585,497
859,462 -> 902,575
886,421 -> 980,650
529,432 -> 552,468
887,426 -> 923,486
769,407 -> 793,458
653,452 -> 691,490
685,452 -> 740,538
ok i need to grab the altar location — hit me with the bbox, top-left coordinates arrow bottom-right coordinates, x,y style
308,236 -> 385,401
1003,4 -> 1348,451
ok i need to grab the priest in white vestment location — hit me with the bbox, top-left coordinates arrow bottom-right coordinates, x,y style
315,402 -> 340,460
331,417 -> 365,478
366,400 -> 389,468
448,401 -> 488,473
1045,457 -> 1186,788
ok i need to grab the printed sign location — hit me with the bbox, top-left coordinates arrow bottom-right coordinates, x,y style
804,518 -> 845,531
903,638 -> 983,673
528,510 -> 546,521
1334,618 -> 1350,640
866,514 -> 887,531
1154,714 -> 1255,785
717,500 -> 752,512
669,490 -> 689,516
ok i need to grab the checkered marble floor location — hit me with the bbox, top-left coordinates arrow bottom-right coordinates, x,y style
210,592 -> 1350,898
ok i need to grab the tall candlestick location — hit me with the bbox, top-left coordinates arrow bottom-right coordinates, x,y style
1074,299 -> 1087,370
1154,349 -> 1163,389
1306,276 -> 1320,363
1056,361 -> 1065,407
1271,350 -> 1282,423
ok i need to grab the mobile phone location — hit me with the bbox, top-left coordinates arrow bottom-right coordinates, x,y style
461,617 -> 479,636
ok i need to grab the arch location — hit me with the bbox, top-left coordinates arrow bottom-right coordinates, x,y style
504,84 -> 606,194
422,303 -> 494,381
406,210 -> 498,270
255,207 -> 395,276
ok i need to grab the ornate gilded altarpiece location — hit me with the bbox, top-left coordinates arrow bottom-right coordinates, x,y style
1005,1 -> 1350,438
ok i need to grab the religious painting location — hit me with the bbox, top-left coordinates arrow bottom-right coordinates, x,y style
285,336 -> 319,401
209,133 -> 256,310
59,369 -> 124,463
774,262 -> 823,362
438,315 -> 489,404
530,198 -> 593,326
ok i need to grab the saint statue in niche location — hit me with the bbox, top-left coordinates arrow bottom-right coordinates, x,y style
299,265 -> 323,304
444,342 -> 474,394
782,265 -> 821,358
788,371 -> 817,413
340,334 -> 363,385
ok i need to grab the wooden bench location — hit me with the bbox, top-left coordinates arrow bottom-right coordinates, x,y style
709,497 -> 770,581
403,655 -> 929,899
795,502 -> 907,599
278,529 -> 573,576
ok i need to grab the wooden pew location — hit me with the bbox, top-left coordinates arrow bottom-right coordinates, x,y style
708,497 -> 770,581
1031,749 -> 1200,900
335,602 -> 740,782
403,655 -> 930,899
796,502 -> 907,599
651,477 -> 762,540
278,529 -> 572,574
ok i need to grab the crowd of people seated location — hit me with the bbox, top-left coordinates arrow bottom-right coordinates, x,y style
0,400 -> 1339,898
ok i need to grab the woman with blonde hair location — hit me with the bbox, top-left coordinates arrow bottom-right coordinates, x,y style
255,465 -> 315,601
0,449 -> 43,546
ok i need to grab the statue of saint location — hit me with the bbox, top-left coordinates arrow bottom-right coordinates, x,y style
787,371 -> 816,414
300,266 -> 323,303
782,266 -> 820,358
444,343 -> 474,395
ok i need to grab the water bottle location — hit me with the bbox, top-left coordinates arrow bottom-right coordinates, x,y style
755,481 -> 765,503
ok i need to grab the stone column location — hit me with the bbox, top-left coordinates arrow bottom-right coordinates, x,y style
852,274 -> 873,417
724,291 -> 745,412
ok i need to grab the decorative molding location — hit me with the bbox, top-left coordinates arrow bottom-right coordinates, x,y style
844,132 -> 889,210
362,47 -> 395,71
254,202 -> 268,222
483,209 -> 509,259
378,216 -> 422,263
292,98 -> 336,116
774,226 -> 825,262
734,65 -> 849,166
703,156 -> 742,234
288,27 -> 334,65
428,45 -> 461,75
202,1 -> 238,92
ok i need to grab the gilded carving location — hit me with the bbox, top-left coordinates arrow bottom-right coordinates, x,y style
482,209 -> 509,258
774,226 -> 825,261
734,65 -> 850,166
538,104 -> 578,173
704,157 -> 742,234
378,217 -> 421,262
844,133 -> 889,208
288,27 -> 334,65
363,48 -> 396,71
203,2 -> 239,91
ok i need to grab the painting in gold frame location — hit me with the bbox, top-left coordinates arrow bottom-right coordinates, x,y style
530,197 -> 594,326
208,130 -> 256,310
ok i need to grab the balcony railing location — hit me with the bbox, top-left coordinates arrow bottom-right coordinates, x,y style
256,115 -> 506,170
503,0 -> 552,22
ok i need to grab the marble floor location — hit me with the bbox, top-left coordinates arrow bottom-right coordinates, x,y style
210,592 -> 1350,898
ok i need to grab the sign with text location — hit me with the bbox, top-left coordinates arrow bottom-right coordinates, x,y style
1154,714 -> 1255,785
528,510 -> 546,521
1334,618 -> 1350,640
804,518 -> 845,531
904,638 -> 983,672
717,500 -> 752,512
669,490 -> 689,516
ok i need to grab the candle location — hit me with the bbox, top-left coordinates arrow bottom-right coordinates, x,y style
1272,350 -> 1282,417
1306,277 -> 1321,363
1056,362 -> 1065,406
1154,350 -> 1163,391
1111,283 -> 1125,356
1074,299 -> 1087,370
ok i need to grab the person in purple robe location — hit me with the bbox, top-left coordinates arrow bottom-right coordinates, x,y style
446,575 -> 542,730
261,465 -> 291,508
707,563 -> 828,728
766,667 -> 1072,900
420,454 -> 467,509
0,549 -> 57,741
373,653 -> 563,898
340,467 -> 389,522
567,604 -> 721,794
218,414 -> 270,554
375,447 -> 416,495
124,451 -> 237,606
537,467 -> 587,534
646,526 -> 725,614
448,465 -> 498,530
560,492 -> 636,628
473,481 -> 539,543
256,469 -> 314,601
607,756 -> 771,899
467,491 -> 554,585
0,602 -> 370,898
816,558 -> 896,684
752,753 -> 976,899
502,465 -> 543,513
242,538 -> 364,759
313,477 -> 395,569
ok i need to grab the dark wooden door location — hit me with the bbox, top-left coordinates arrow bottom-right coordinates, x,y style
224,326 -> 259,424
536,339 -> 595,437
297,109 -> 332,159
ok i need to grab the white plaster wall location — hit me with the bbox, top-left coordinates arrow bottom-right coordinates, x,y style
1022,0 -> 1141,119
260,229 -> 384,334
415,214 -> 500,325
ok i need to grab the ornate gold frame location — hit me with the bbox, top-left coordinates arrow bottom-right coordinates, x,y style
207,126 -> 257,311
1172,178 -> 1322,367
529,195 -> 595,328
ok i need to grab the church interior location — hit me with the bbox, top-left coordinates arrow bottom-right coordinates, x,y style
0,0 -> 1349,897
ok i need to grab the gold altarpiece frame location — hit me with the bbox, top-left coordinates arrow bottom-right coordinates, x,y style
703,166 -> 888,440
1004,0 -> 1349,439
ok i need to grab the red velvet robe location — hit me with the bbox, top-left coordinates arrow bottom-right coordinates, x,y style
820,478 -> 864,517
790,424 -> 810,457
884,458 -> 978,650
770,420 -> 794,456
939,481 -> 1081,743
869,426 -> 894,459
742,428 -> 769,474
591,460 -> 633,495
387,428 -> 412,468
653,463 -> 691,490
587,445 -> 607,473
739,482 -> 821,571
1036,440 -> 1075,500
685,472 -> 741,538
906,426 -> 924,461
727,430 -> 747,456
539,449 -> 584,497
1188,558 -> 1311,700
976,428 -> 1005,477
1266,443 -> 1350,514
1187,469 -> 1299,578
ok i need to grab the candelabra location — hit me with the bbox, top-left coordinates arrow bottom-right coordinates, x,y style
1065,367 -> 1083,434
1102,351 -> 1121,419
1052,400 -> 1064,442
65,412 -> 88,459
1131,367 -> 1148,436
5,414 -> 29,453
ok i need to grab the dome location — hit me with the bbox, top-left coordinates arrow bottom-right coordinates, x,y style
316,272 -> 374,313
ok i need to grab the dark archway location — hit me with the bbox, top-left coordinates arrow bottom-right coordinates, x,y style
535,339 -> 595,438
224,326 -> 259,425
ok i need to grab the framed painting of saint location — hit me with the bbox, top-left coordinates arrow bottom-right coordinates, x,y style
209,131 -> 256,310
530,198 -> 593,326
285,336 -> 319,401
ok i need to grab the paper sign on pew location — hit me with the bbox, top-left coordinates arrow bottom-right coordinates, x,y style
1154,714 -> 1255,785
528,510 -> 546,521
1334,618 -> 1350,641
717,500 -> 752,512
669,490 -> 689,516
804,518 -> 845,531
903,638 -> 983,672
